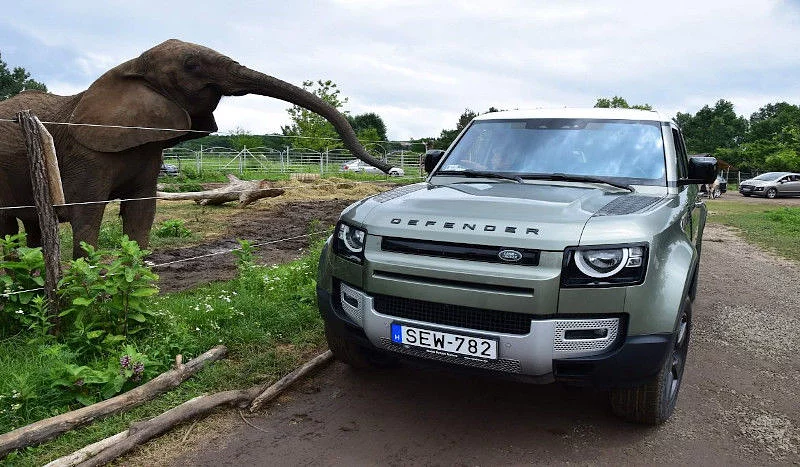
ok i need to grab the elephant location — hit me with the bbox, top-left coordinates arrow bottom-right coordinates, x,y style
0,39 -> 391,258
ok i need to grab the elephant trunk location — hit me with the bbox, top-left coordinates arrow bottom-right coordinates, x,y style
225,64 -> 392,173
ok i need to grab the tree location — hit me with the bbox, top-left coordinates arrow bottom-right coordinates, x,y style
594,96 -> 652,111
229,127 -> 265,151
675,100 -> 747,154
0,53 -> 47,100
349,112 -> 388,142
431,108 -> 488,149
281,80 -> 348,152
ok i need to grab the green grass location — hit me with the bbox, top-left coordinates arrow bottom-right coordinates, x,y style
0,236 -> 329,465
706,200 -> 800,261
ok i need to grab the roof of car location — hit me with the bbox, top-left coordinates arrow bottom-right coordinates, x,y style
473,107 -> 669,123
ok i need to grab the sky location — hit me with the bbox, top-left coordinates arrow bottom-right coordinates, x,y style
2,0 -> 800,141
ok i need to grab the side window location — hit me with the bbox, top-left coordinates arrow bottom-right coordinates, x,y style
672,128 -> 688,178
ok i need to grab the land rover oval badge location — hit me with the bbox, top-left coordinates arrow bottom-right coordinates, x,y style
498,249 -> 523,262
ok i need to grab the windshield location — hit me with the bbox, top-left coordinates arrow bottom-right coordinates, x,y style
437,119 -> 666,186
753,172 -> 785,181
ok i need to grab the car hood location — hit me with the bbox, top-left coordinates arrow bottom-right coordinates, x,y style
342,182 -> 666,251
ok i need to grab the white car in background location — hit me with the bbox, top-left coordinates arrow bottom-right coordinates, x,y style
340,159 -> 405,177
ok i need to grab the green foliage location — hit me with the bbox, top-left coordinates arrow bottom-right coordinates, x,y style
57,238 -> 159,355
0,52 -> 47,101
675,99 -> 747,154
431,108 -> 499,150
349,112 -> 388,142
282,79 -> 349,152
154,219 -> 192,239
229,127 -> 267,150
594,96 -> 652,110
0,233 -> 45,314
1,238 -> 330,453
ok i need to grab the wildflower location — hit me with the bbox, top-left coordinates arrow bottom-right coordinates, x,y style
120,355 -> 131,369
195,327 -> 201,331
11,403 -> 21,411
15,309 -> 23,314
74,379 -> 85,387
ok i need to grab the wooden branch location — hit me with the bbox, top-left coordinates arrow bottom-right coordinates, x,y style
17,110 -> 62,324
0,346 -> 227,457
249,350 -> 333,412
76,390 -> 261,467
43,431 -> 129,467
157,175 -> 284,207
49,350 -> 334,465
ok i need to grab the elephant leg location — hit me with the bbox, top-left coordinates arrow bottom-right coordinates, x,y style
120,198 -> 156,250
0,215 -> 18,238
70,205 -> 106,258
21,219 -> 42,248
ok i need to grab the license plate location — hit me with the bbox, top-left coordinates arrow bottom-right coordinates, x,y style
390,323 -> 497,360
741,186 -> 752,191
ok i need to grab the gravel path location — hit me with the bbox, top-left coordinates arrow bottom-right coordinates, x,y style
148,223 -> 800,465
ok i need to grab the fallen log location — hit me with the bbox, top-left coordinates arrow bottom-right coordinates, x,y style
50,350 -> 334,466
43,431 -> 129,467
76,390 -> 260,467
249,350 -> 333,412
0,346 -> 227,458
157,174 -> 284,206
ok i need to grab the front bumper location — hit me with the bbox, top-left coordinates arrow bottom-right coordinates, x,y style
318,283 -> 672,388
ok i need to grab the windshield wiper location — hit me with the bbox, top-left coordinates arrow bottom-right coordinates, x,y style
519,173 -> 634,192
436,170 -> 523,184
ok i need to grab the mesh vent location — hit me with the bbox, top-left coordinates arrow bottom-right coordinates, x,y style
372,184 -> 425,203
553,318 -> 619,353
595,195 -> 661,216
372,294 -> 532,335
379,338 -> 522,373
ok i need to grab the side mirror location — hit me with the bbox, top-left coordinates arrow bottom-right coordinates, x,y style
424,150 -> 445,173
679,156 -> 717,185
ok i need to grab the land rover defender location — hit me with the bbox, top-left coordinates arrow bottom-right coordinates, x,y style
316,108 -> 716,424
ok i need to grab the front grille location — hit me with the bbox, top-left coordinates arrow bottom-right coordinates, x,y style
381,237 -> 540,266
372,294 -> 532,335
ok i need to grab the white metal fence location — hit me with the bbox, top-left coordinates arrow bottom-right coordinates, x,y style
162,146 -> 425,177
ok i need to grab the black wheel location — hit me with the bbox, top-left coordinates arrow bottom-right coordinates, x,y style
324,322 -> 394,369
610,300 -> 692,424
766,188 -> 778,199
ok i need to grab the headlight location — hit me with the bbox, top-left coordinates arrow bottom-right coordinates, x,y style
332,221 -> 367,263
562,244 -> 647,287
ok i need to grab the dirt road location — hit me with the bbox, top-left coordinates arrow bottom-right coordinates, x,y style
156,223 -> 799,465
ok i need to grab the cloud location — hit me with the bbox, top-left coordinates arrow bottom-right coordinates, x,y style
1,0 -> 799,139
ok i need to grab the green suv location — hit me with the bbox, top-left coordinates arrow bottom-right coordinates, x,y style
316,108 -> 717,424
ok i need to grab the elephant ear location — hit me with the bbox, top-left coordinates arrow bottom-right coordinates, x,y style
69,63 -> 191,153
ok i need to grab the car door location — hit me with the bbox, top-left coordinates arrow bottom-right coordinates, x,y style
776,175 -> 793,195
785,174 -> 800,195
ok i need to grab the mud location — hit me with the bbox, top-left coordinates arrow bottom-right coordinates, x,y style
156,223 -> 800,465
149,199 -> 354,292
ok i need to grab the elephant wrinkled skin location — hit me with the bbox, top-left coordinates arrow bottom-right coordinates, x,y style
0,39 -> 390,258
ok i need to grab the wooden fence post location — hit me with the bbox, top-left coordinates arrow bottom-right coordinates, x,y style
17,110 -> 62,325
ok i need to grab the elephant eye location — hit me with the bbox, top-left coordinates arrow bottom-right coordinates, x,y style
184,58 -> 201,72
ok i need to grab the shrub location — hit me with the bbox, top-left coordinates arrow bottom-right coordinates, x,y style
154,219 -> 192,238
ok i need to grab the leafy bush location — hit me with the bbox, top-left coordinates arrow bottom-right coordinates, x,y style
57,238 -> 159,356
154,219 -> 192,238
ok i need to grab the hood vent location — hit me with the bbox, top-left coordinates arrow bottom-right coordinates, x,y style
595,195 -> 661,216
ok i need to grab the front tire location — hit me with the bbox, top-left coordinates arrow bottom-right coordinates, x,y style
324,322 -> 394,370
610,300 -> 692,424
766,188 -> 778,199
